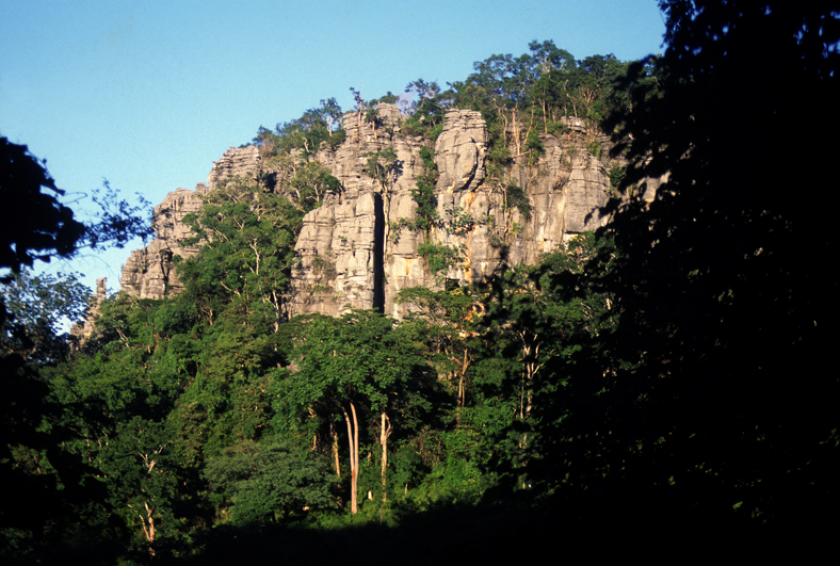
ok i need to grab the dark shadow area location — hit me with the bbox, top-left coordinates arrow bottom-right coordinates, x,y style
139,495 -> 834,566
372,191 -> 385,312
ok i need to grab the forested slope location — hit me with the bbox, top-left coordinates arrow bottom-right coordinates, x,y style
3,2 -> 839,563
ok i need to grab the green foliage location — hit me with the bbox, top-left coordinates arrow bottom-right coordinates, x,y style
0,140 -> 153,279
387,220 -> 404,242
323,128 -> 346,151
586,138 -> 602,158
504,181 -> 532,219
543,1 -> 840,529
406,146 -> 440,233
258,98 -> 344,160
85,180 -> 155,250
428,123 -> 445,141
478,233 -> 616,488
401,79 -> 446,140
410,181 -> 438,232
364,107 -> 381,128
546,121 -> 569,137
447,40 -> 649,172
376,91 -> 399,104
0,137 -> 85,274
1,270 -> 89,362
0,136 -> 156,561
607,163 -> 625,189
441,206 -> 474,235
204,439 -> 332,524
273,310 -> 435,510
525,129 -> 544,165
362,147 -> 399,192
289,161 -> 341,212
418,145 -> 434,171
485,137 -> 512,181
276,311 -> 431,421
417,243 -> 461,275
178,177 -> 303,329
395,284 -> 483,409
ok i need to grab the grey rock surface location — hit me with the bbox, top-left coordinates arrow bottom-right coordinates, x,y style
288,105 -> 616,319
121,106 -> 633,317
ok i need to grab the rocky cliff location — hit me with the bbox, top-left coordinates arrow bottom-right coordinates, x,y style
288,105 -> 621,319
120,105 -> 637,318
119,146 -> 260,298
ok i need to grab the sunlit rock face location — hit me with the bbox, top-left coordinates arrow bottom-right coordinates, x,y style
289,105 -> 617,320
121,105 -> 631,317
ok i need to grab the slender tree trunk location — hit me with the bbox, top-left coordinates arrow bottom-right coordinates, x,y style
543,99 -> 549,133
380,411 -> 391,502
513,109 -> 522,157
341,404 -> 358,514
330,420 -> 341,477
350,401 -> 360,513
458,349 -> 471,408
307,408 -> 318,451
139,501 -> 156,558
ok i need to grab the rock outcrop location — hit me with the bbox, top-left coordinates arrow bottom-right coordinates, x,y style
289,105 -> 617,319
69,277 -> 107,350
120,105 -> 628,317
120,147 -> 260,299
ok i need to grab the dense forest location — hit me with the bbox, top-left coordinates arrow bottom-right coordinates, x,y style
3,2 -> 839,564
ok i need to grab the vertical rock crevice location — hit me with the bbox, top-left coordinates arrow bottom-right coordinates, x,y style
371,192 -> 385,312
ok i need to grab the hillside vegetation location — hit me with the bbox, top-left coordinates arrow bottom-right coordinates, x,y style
3,2 -> 839,563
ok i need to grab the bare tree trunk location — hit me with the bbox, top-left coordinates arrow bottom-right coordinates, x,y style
350,401 -> 360,513
308,408 -> 318,451
380,411 -> 391,502
341,405 -> 358,514
330,420 -> 341,477
458,349 -> 471,408
543,99 -> 549,133
140,501 -> 156,558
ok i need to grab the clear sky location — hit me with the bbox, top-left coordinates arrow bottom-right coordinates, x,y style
1,0 -> 665,295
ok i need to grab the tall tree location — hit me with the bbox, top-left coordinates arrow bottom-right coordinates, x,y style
479,233 -> 615,488
276,311 -> 431,512
0,137 -> 152,558
179,176 -> 303,330
566,0 -> 840,522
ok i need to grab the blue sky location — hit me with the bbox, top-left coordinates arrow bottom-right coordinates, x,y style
1,0 -> 665,294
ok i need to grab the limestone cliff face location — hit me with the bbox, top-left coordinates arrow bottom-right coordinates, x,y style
120,146 -> 260,299
289,105 -> 618,319
120,106 -> 624,317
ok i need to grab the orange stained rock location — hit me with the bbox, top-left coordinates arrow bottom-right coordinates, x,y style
464,191 -> 476,209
